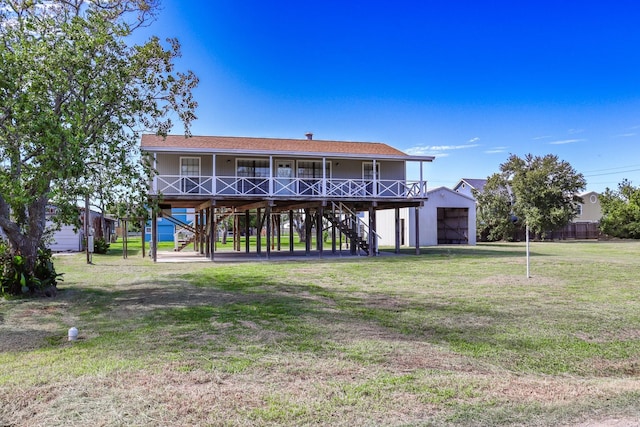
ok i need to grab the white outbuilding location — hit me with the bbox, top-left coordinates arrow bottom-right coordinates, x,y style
371,186 -> 476,249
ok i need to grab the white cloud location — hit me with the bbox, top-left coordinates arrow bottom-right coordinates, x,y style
568,128 -> 585,135
615,133 -> 636,137
468,137 -> 480,143
549,139 -> 584,145
484,147 -> 507,154
405,144 -> 478,157
533,135 -> 552,140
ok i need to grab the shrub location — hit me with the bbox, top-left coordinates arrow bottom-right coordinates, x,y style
93,237 -> 110,254
0,241 -> 63,297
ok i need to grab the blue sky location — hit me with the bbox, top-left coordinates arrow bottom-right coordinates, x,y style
140,1 -> 640,192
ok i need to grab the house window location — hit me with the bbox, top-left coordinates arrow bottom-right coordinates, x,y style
236,159 -> 269,194
577,204 -> 583,216
180,157 -> 200,193
362,162 -> 380,196
297,160 -> 330,195
297,161 -> 330,179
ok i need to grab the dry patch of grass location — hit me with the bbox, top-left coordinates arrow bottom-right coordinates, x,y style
2,241 -> 640,426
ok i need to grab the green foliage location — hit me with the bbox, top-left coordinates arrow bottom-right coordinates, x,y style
0,242 -> 61,296
599,179 -> 640,238
477,154 -> 586,239
0,0 -> 197,283
475,174 -> 518,241
503,154 -> 586,235
93,237 -> 110,254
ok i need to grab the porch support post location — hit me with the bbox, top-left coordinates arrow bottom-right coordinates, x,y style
268,155 -> 273,196
395,207 -> 401,254
265,206 -> 271,259
199,209 -> 205,254
322,158 -> 327,197
151,210 -> 157,262
331,207 -> 337,254
212,154 -> 216,195
414,206 -> 421,255
305,208 -> 311,256
256,208 -> 262,255
245,210 -> 250,253
289,210 -> 294,253
232,210 -> 237,251
368,206 -> 376,257
372,159 -> 377,197
350,213 -> 357,255
276,214 -> 282,251
193,214 -> 198,252
152,153 -> 158,195
209,207 -> 215,260
205,207 -> 210,258
317,207 -> 324,257
420,161 -> 425,197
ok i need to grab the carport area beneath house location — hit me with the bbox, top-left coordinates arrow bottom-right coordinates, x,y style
153,248 -> 400,263
149,196 -> 427,262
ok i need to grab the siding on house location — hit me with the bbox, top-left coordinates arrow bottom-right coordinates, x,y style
575,191 -> 602,223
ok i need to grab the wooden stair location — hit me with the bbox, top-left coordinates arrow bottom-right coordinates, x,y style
323,206 -> 370,255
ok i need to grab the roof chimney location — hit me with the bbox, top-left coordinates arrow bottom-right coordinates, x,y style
305,132 -> 313,140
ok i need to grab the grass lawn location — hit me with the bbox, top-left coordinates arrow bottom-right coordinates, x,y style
2,241 -> 640,426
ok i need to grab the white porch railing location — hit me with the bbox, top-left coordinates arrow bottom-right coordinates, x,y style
153,175 -> 427,198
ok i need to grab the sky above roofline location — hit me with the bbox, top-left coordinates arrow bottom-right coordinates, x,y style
134,1 -> 640,193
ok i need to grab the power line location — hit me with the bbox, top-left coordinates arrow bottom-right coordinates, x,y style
582,164 -> 640,173
584,168 -> 640,178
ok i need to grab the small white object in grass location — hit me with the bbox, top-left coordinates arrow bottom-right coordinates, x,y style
68,327 -> 78,341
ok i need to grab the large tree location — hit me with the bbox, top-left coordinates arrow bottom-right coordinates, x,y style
474,174 -> 518,241
599,179 -> 640,239
478,154 -> 586,239
0,0 -> 198,294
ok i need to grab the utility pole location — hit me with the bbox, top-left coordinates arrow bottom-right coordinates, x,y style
526,223 -> 530,278
85,194 -> 92,264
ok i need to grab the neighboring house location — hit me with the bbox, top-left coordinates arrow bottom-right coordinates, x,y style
366,187 -> 477,247
453,178 -> 487,199
141,133 -> 434,260
548,191 -> 602,240
574,191 -> 602,223
145,207 -> 195,243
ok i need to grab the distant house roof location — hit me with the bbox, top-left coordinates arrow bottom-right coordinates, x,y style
140,134 -> 434,161
453,178 -> 488,193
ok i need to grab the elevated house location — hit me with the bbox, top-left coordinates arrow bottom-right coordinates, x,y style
141,134 -> 434,260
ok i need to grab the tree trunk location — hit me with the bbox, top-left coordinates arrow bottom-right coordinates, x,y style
0,194 -> 48,294
292,211 -> 306,243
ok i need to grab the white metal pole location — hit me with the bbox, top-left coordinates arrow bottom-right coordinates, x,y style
526,223 -> 530,278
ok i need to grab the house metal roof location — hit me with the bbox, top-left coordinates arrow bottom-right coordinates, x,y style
141,134 -> 434,161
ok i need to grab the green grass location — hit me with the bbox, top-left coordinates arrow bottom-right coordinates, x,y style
108,233 -> 331,257
2,241 -> 640,426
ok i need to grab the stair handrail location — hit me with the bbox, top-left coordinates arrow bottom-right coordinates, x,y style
330,202 -> 381,240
